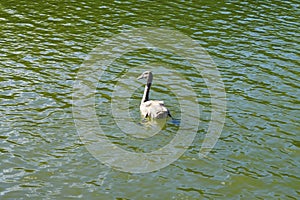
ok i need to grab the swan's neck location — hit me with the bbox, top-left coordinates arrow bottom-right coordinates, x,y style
142,82 -> 151,103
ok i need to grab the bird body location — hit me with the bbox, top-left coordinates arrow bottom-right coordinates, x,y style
140,100 -> 169,119
137,71 -> 171,119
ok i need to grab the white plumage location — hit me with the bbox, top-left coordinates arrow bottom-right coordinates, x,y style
137,71 -> 171,119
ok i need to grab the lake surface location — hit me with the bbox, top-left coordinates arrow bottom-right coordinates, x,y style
1,1 -> 299,199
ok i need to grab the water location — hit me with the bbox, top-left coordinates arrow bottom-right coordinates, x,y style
1,1 -> 299,199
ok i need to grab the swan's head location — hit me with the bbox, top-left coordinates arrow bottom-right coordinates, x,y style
137,71 -> 153,83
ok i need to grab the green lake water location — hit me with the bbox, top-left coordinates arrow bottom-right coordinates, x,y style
1,1 -> 299,199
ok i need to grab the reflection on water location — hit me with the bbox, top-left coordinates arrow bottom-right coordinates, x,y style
1,0 -> 299,199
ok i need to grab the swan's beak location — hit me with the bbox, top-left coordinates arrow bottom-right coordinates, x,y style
137,74 -> 144,80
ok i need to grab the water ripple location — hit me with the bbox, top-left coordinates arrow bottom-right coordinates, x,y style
0,0 -> 299,199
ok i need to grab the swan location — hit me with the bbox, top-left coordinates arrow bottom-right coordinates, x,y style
137,71 -> 172,119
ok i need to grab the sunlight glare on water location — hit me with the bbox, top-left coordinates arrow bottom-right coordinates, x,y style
0,0 -> 299,199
